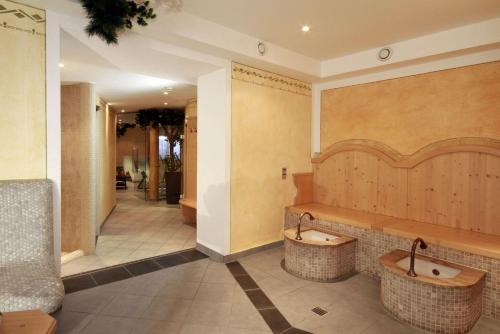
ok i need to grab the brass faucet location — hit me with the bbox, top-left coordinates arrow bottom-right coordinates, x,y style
296,212 -> 315,240
407,237 -> 428,277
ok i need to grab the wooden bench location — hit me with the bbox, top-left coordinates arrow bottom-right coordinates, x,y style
179,198 -> 196,225
289,202 -> 500,260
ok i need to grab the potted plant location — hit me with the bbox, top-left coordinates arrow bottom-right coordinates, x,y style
163,153 -> 182,204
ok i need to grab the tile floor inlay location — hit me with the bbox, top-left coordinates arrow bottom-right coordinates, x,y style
61,183 -> 197,277
55,247 -> 500,334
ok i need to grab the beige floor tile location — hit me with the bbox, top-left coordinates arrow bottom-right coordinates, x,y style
61,183 -> 196,277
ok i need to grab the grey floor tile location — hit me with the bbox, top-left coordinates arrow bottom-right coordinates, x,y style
157,280 -> 200,299
79,315 -> 137,334
140,297 -> 192,322
228,301 -> 270,331
62,290 -> 115,314
185,301 -> 232,327
194,282 -> 237,303
55,310 -> 94,334
179,324 -> 222,334
99,294 -> 153,318
131,319 -> 183,334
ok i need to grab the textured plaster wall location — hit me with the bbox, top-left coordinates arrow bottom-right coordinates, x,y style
230,64 -> 312,253
96,98 -> 116,229
116,127 -> 147,174
0,0 -> 46,179
321,61 -> 500,154
61,83 -> 96,254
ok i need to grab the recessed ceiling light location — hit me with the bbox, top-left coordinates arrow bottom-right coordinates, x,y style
163,102 -> 168,105
301,25 -> 310,32
163,91 -> 169,95
59,63 -> 64,68
121,109 -> 125,113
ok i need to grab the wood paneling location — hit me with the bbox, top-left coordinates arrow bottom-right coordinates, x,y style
312,138 -> 500,236
292,173 -> 313,205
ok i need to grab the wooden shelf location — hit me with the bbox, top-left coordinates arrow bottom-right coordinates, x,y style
179,198 -> 196,209
288,203 -> 396,231
289,203 -> 500,260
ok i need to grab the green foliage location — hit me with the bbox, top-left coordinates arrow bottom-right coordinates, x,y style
163,153 -> 182,172
79,0 -> 156,45
116,122 -> 136,137
135,108 -> 185,129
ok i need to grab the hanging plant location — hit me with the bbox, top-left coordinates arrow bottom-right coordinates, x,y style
79,0 -> 157,45
116,122 -> 136,137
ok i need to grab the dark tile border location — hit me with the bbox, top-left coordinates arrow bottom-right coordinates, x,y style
226,261 -> 312,334
62,248 -> 208,294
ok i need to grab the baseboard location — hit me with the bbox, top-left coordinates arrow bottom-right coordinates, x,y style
196,240 -> 284,263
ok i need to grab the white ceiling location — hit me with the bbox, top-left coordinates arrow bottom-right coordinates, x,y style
60,30 -> 197,112
181,0 -> 500,60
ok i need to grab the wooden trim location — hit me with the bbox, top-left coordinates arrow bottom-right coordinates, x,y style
292,172 -> 313,205
379,249 -> 486,288
313,137 -> 500,168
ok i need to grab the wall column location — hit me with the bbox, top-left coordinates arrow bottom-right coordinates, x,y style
148,126 -> 159,200
197,66 -> 232,256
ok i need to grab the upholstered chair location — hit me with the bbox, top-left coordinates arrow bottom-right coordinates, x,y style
0,179 -> 64,314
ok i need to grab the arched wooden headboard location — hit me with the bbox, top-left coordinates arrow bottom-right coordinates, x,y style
306,137 -> 500,235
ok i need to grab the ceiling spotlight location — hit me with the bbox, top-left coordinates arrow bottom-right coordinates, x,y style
121,109 -> 125,113
163,102 -> 168,105
59,63 -> 65,68
163,91 -> 169,95
301,25 -> 310,32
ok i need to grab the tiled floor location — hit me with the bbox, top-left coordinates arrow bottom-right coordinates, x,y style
61,184 -> 196,277
55,247 -> 500,334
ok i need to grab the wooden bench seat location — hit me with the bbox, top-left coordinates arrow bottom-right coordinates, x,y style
288,203 -> 500,260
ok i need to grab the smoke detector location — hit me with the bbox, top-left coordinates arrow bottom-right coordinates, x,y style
377,47 -> 393,62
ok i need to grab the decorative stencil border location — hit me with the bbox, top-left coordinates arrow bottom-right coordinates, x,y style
0,0 -> 45,36
232,63 -> 312,96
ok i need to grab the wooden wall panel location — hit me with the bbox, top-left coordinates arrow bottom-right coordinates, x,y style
376,160 -> 408,218
314,151 -> 378,213
484,155 -> 500,235
311,139 -> 500,236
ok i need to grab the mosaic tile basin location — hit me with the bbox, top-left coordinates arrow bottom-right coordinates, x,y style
380,249 -> 486,333
283,227 -> 356,282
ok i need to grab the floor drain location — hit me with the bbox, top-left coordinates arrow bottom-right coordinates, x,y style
312,307 -> 328,316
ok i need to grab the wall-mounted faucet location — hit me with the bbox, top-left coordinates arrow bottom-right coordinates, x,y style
296,212 -> 315,240
407,237 -> 428,277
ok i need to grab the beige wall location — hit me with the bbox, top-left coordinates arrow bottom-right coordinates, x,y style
61,83 -> 96,254
0,0 -> 46,179
230,63 -> 312,253
97,98 -> 117,229
117,127 -> 147,173
321,61 -> 500,154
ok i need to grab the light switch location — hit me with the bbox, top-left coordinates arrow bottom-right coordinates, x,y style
282,167 -> 287,180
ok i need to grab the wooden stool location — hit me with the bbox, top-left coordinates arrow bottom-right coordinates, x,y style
0,310 -> 56,334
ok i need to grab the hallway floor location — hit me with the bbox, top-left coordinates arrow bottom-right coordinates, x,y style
56,247 -> 500,334
61,184 -> 196,277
